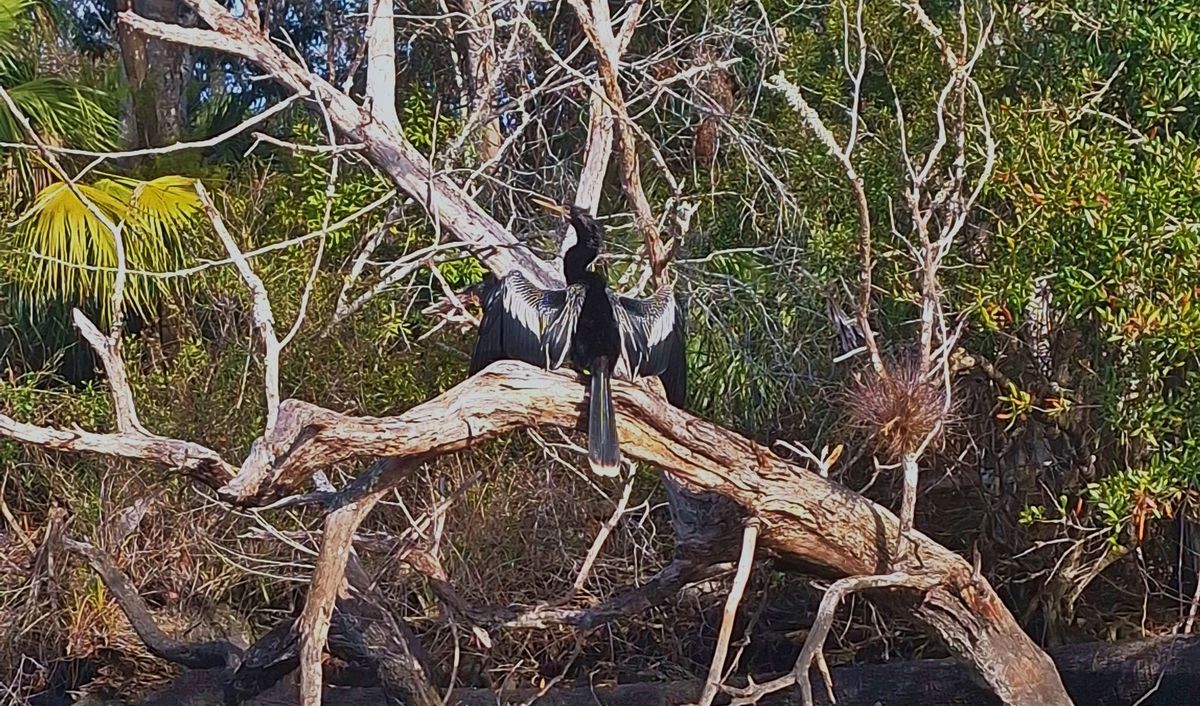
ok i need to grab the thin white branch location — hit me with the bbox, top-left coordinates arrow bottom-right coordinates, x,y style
194,181 -> 282,431
698,520 -> 760,706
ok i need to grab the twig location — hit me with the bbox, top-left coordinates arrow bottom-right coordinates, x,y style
697,520 -> 760,706
248,131 -> 365,155
571,464 -> 636,595
724,571 -> 940,706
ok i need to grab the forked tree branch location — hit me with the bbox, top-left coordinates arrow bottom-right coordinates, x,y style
567,0 -> 670,285
724,572 -> 942,706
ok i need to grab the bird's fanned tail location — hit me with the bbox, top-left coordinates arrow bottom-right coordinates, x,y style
588,357 -> 620,477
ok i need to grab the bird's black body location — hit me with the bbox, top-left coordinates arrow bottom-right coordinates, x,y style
469,204 -> 687,476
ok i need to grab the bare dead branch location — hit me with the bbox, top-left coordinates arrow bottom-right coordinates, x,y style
195,181 -> 284,431
124,0 -> 562,289
571,464 -> 636,595
62,537 -> 241,669
365,0 -> 400,131
765,73 -> 885,378
72,311 -> 145,434
298,489 -> 388,706
0,93 -> 302,162
0,412 -> 235,487
698,520 -> 760,706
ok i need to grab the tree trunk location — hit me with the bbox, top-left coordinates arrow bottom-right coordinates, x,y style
460,0 -> 500,162
117,0 -> 187,147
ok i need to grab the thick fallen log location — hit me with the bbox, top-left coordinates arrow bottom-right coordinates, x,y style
18,358 -> 1069,704
203,361 -> 1068,705
137,634 -> 1199,706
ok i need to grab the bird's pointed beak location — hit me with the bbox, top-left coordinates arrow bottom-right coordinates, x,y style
530,194 -> 567,218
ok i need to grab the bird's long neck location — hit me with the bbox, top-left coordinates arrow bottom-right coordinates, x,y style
563,242 -> 597,284
563,212 -> 602,284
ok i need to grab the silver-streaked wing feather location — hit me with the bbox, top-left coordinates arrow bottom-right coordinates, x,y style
470,272 -> 576,373
544,284 -> 586,368
610,284 -> 687,406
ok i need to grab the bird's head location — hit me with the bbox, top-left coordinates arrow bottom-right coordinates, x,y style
531,195 -> 604,253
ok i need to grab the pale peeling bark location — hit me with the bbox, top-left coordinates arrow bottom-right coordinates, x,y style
6,356 -> 1071,705
364,0 -> 400,132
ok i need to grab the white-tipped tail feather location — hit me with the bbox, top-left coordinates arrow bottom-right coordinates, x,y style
588,360 -> 621,477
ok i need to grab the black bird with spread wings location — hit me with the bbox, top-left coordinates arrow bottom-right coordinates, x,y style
469,198 -> 687,476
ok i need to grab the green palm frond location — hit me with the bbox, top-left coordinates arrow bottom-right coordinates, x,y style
128,175 -> 203,235
0,0 -> 31,55
0,78 -> 120,206
0,78 -> 118,150
11,176 -> 200,322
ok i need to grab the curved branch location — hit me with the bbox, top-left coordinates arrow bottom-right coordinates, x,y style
62,538 -> 241,670
214,360 -> 1065,705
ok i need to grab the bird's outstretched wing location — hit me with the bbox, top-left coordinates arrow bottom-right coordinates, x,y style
470,272 -> 585,374
610,284 -> 687,407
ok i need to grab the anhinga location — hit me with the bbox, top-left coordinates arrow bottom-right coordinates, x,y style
469,198 -> 687,476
